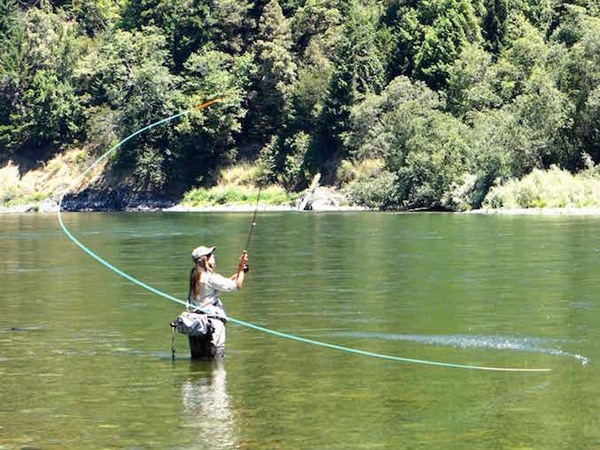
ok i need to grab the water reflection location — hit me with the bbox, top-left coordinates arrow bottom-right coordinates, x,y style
181,360 -> 237,449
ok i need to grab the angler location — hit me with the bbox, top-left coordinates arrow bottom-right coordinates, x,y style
176,245 -> 249,358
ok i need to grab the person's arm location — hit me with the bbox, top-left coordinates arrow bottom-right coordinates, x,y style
207,252 -> 248,293
230,251 -> 248,290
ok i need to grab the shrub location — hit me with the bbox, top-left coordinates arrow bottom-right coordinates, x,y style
339,158 -> 395,208
483,166 -> 600,209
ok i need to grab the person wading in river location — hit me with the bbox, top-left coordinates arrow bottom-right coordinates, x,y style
187,245 -> 248,357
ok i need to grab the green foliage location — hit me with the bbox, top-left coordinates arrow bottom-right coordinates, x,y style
413,0 -> 482,89
508,68 -> 574,171
121,0 -> 253,70
247,0 -> 297,139
0,0 -> 18,39
1,4 -> 84,157
391,111 -> 472,209
338,158 -> 395,208
77,26 -> 182,189
346,76 -> 472,209
481,0 -> 509,54
467,71 -> 574,207
288,62 -> 333,133
344,76 -> 443,160
176,50 -> 254,186
0,0 -> 23,154
292,0 -> 341,61
550,4 -> 589,47
288,0 -> 340,135
71,0 -> 123,36
256,136 -> 280,185
552,10 -> 600,163
581,85 -> 600,160
320,2 -> 385,158
281,131 -> 310,190
446,43 -> 501,116
383,0 -> 482,89
254,131 -> 310,190
495,16 -> 548,100
133,144 -> 167,189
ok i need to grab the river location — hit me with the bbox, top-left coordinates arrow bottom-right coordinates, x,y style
0,211 -> 598,449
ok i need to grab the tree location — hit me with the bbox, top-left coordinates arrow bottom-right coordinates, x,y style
581,86 -> 600,162
553,10 -> 600,164
247,0 -> 296,141
0,4 -> 83,159
415,0 -> 482,89
345,76 -> 442,160
481,0 -> 508,55
345,76 -> 472,210
467,68 -> 574,207
288,0 -> 341,134
445,43 -> 501,117
291,0 -> 341,61
319,2 -> 385,163
77,27 -> 181,189
121,0 -> 254,71
0,0 -> 24,156
0,0 -> 18,39
70,0 -> 122,36
176,49 -> 254,186
383,0 -> 482,89
481,17 -> 549,104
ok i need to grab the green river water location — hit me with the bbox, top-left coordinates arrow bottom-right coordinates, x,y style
0,211 -> 598,449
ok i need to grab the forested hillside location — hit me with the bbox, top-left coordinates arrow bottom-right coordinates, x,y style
1,0 -> 599,210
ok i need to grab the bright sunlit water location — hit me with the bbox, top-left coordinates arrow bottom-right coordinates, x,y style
1,211 -> 598,449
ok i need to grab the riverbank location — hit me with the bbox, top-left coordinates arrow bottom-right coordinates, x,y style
0,204 -> 367,213
1,151 -> 369,213
0,186 -> 368,213
4,153 -> 600,215
4,197 -> 600,215
467,207 -> 600,215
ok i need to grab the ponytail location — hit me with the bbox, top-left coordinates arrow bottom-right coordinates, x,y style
188,255 -> 209,301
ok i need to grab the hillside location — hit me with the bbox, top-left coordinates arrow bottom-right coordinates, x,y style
1,1 -> 600,211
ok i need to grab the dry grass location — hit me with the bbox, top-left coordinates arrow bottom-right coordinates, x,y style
216,163 -> 259,187
0,148 -> 105,206
484,166 -> 600,209
337,158 -> 386,184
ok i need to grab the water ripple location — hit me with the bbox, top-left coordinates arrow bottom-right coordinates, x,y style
324,332 -> 589,366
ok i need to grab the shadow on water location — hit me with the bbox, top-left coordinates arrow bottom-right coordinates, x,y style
321,332 -> 589,366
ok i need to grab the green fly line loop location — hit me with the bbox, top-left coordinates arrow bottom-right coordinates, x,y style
57,99 -> 551,373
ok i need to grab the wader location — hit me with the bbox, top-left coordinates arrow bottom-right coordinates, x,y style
188,317 -> 226,359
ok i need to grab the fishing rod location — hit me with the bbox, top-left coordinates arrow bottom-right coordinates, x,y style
239,186 -> 262,274
244,186 -> 262,250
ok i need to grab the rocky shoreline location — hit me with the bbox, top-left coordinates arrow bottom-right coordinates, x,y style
3,184 -> 600,215
0,185 -> 368,213
4,197 -> 600,215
